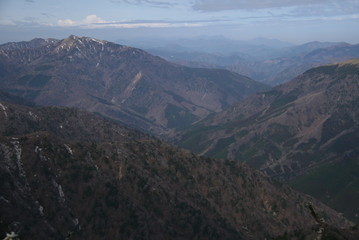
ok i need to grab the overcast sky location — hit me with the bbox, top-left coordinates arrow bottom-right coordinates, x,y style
0,0 -> 358,44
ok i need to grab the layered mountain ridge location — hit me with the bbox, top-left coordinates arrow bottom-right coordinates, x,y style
146,39 -> 359,85
179,59 -> 359,221
0,35 -> 268,137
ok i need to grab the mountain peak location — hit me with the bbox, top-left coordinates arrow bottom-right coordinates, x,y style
56,35 -> 107,51
67,35 -> 107,44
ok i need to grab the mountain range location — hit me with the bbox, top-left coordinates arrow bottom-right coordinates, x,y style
117,36 -> 295,59
1,36 -> 358,238
0,35 -> 267,137
142,37 -> 359,86
178,59 -> 359,222
0,98 -> 356,239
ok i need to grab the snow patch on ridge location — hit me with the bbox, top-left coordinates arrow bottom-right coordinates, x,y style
0,102 -> 8,118
52,179 -> 66,203
11,140 -> 25,178
64,144 -> 73,155
90,38 -> 106,45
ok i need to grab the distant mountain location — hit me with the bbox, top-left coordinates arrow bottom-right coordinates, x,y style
230,42 -> 359,86
249,37 -> 294,49
282,41 -> 349,57
0,35 -> 268,137
121,35 -> 292,60
178,60 -> 359,221
264,43 -> 359,85
145,49 -> 253,70
0,38 -> 59,50
0,100 -> 355,239
145,39 -> 359,86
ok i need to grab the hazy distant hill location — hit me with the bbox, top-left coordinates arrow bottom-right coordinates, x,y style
0,35 -> 267,136
280,41 -> 348,57
0,100 -> 355,239
179,59 -> 359,221
144,38 -> 359,86
263,43 -> 359,85
118,35 -> 294,59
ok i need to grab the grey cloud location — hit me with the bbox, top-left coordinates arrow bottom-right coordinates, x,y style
41,13 -> 56,18
110,0 -> 177,8
95,18 -> 227,25
23,16 -> 37,21
192,0 -> 335,11
291,1 -> 359,16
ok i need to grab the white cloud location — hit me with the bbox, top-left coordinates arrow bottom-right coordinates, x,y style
57,15 -> 106,27
57,15 -> 202,28
107,22 -> 202,28
192,0 -> 359,14
57,19 -> 75,27
110,0 -> 177,8
193,0 -> 329,11
82,15 -> 107,24
0,19 -> 16,26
